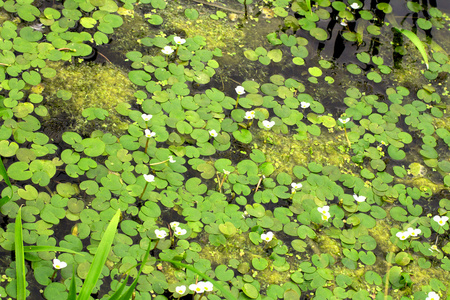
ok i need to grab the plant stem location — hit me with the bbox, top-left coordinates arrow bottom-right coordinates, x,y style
140,182 -> 149,199
343,127 -> 351,148
254,176 -> 263,193
144,138 -> 149,153
50,270 -> 57,281
244,0 -> 247,19
149,159 -> 169,166
218,173 -> 228,193
384,263 -> 391,300
235,95 -> 240,108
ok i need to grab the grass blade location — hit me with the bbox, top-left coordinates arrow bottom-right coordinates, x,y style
305,0 -> 311,14
116,239 -> 153,300
23,245 -> 84,256
0,156 -> 13,208
159,259 -> 237,300
15,207 -> 26,300
77,209 -> 121,300
68,266 -> 77,300
393,27 -> 429,69
107,275 -> 129,300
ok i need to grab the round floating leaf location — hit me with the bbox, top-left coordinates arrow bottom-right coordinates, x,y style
242,283 -> 259,299
233,129 -> 252,144
147,15 -> 163,25
417,18 -> 432,30
215,265 -> 234,281
80,17 -> 97,28
359,251 -> 376,265
252,258 -> 268,270
308,67 -> 322,77
81,138 -> 105,157
185,8 -> 199,20
310,27 -> 328,41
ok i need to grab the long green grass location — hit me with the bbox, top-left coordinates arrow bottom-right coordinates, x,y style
15,208 -> 122,299
0,156 -> 13,208
15,207 -> 26,300
76,209 -> 121,300
394,27 -> 429,69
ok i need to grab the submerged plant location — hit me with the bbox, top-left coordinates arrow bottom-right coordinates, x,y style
393,27 -> 429,69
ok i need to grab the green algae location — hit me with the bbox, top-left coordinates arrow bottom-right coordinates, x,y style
316,233 -> 342,259
161,3 -> 246,52
368,219 -> 399,254
253,128 -> 354,175
41,61 -> 135,137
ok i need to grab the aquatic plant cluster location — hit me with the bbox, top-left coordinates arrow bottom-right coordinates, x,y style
1,0 -> 450,299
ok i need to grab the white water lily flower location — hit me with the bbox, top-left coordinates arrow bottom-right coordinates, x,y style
223,169 -> 230,175
145,129 -> 156,138
300,102 -> 310,108
433,215 -> 449,226
189,283 -> 205,293
169,156 -> 176,163
175,285 -> 186,294
161,46 -> 174,55
144,174 -> 155,182
396,231 -> 410,240
261,231 -> 274,242
339,117 -> 350,124
407,227 -> 421,237
321,212 -> 331,221
174,36 -> 186,45
291,182 -> 302,190
235,86 -> 245,95
155,229 -> 168,239
353,194 -> 366,202
170,221 -> 180,229
426,291 -> 440,300
174,227 -> 187,236
199,281 -> 213,292
244,111 -> 255,120
209,129 -> 218,137
262,120 -> 275,129
340,19 -> 348,26
141,114 -> 152,121
53,258 -> 67,269
350,2 -> 361,9
317,206 -> 330,214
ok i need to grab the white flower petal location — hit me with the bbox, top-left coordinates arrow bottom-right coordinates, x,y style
262,120 -> 275,129
174,36 -> 186,45
144,174 -> 155,182
235,86 -> 245,95
53,258 -> 67,269
300,102 -> 310,108
353,194 -> 366,202
244,111 -> 255,120
155,229 -> 167,239
175,285 -> 186,294
141,114 -> 152,121
162,46 -> 174,55
396,231 -> 410,240
261,231 -> 274,242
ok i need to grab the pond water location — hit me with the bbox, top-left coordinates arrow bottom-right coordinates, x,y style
1,0 -> 450,299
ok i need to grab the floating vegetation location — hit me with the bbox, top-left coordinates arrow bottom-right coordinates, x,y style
1,0 -> 450,299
